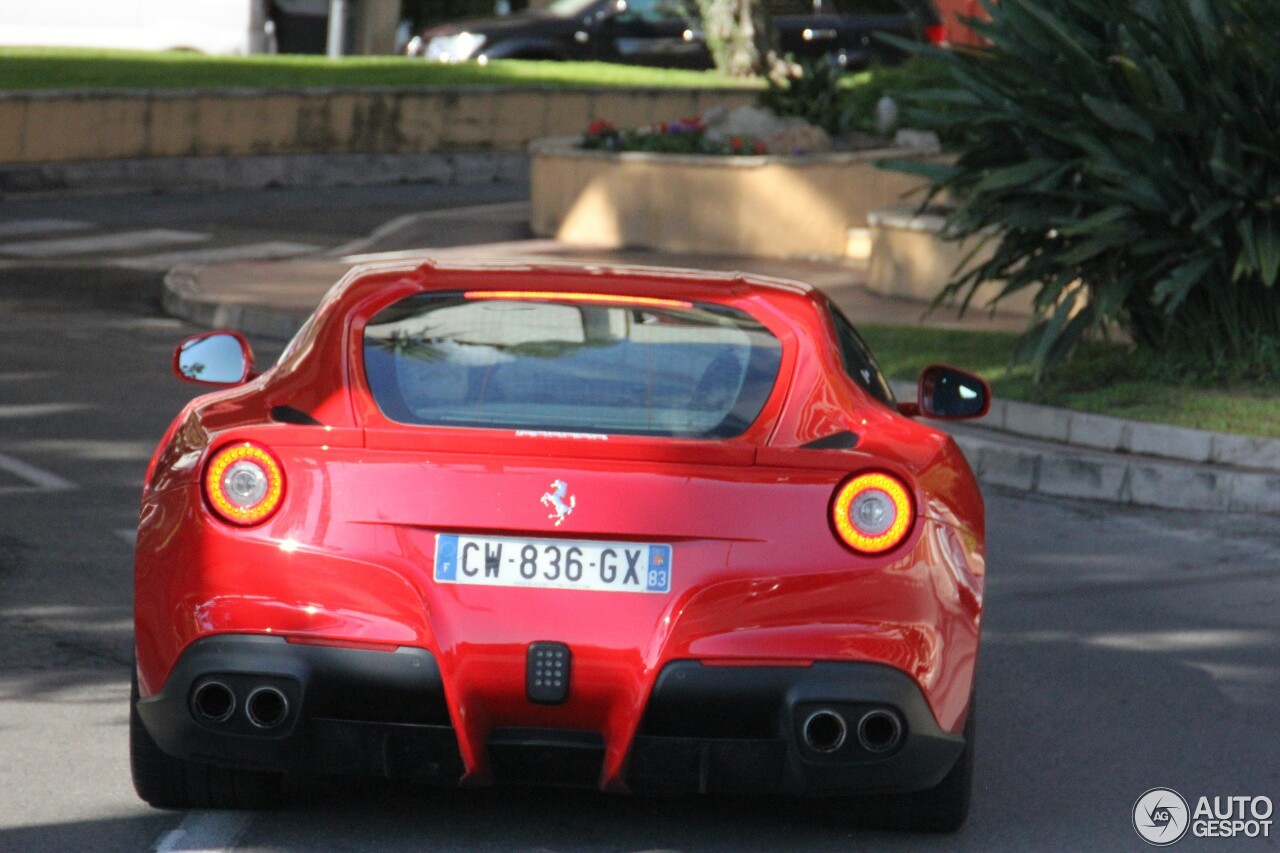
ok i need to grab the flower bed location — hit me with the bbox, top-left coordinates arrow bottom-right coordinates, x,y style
582,118 -> 769,156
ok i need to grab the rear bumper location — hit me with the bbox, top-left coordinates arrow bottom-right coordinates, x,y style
136,635 -> 464,782
138,635 -> 966,796
631,660 -> 964,795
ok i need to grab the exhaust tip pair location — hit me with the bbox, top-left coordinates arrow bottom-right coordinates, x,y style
801,708 -> 904,754
192,680 -> 290,730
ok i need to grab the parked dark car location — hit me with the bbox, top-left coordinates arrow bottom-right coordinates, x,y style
406,0 -> 943,70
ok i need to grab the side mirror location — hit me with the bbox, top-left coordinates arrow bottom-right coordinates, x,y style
917,364 -> 990,420
173,331 -> 254,387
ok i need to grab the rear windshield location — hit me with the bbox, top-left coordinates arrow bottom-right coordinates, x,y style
362,293 -> 784,438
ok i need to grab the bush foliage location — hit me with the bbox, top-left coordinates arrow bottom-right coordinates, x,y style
760,57 -> 847,134
759,55 -> 951,137
890,0 -> 1280,380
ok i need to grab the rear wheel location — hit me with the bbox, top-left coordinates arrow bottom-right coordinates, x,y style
903,701 -> 974,832
827,698 -> 974,832
130,669 -> 287,809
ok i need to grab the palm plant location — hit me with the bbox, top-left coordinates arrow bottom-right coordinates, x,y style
887,0 -> 1280,380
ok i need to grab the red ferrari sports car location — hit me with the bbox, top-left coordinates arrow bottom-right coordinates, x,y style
132,260 -> 989,831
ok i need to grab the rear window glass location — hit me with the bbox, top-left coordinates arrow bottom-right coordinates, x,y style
362,293 -> 784,438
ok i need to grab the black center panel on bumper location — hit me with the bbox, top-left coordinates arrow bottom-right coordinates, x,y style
628,661 -> 966,796
136,634 -> 464,781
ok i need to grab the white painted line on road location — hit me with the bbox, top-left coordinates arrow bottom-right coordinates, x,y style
154,810 -> 254,852
0,370 -> 57,383
327,200 -> 531,257
0,229 -> 209,258
2,438 -> 155,461
0,219 -> 94,238
0,451 -> 76,491
113,241 -> 322,271
114,528 -> 137,545
0,402 -> 93,420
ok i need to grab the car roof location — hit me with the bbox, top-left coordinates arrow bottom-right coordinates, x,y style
252,257 -> 872,443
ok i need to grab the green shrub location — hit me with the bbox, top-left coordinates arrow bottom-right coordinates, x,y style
759,57 -> 846,134
758,55 -> 957,137
888,0 -> 1280,381
839,55 -> 953,134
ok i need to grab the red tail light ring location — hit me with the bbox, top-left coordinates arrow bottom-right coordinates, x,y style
204,443 -> 285,526
831,472 -> 914,554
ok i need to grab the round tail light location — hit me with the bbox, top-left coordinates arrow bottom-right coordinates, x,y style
831,472 -> 914,554
204,443 -> 284,526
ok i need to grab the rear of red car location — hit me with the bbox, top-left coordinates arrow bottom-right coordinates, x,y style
133,262 -> 983,826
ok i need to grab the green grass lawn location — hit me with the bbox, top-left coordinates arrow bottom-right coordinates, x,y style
860,324 -> 1280,438
0,48 -> 752,91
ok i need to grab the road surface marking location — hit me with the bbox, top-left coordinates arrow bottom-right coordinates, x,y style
0,451 -> 76,492
113,241 -> 321,271
0,370 -> 57,383
0,402 -> 93,420
0,229 -> 209,258
328,200 -> 531,256
0,219 -> 93,238
114,528 -> 137,545
154,810 -> 254,853
2,438 -> 155,461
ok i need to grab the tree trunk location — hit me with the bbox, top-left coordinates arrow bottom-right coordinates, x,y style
697,0 -> 768,76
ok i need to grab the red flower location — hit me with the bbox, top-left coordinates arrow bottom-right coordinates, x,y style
658,122 -> 669,133
729,136 -> 743,150
587,119 -> 614,134
754,140 -> 768,155
681,116 -> 703,129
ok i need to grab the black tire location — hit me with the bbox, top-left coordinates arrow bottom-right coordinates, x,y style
904,698 -> 975,833
130,669 -> 287,809
824,698 -> 974,832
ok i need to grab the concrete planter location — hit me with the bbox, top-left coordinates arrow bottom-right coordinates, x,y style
529,136 -> 939,259
866,204 -> 1035,315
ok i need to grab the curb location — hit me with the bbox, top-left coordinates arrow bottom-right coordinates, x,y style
0,151 -> 529,195
163,264 -> 308,341
886,381 -> 1280,472
887,381 -> 1280,515
161,254 -> 1280,516
949,428 -> 1280,515
985,395 -> 1280,470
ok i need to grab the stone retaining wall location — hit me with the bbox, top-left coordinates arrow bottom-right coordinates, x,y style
0,87 -> 755,165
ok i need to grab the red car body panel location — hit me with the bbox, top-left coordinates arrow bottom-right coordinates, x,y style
136,260 -> 985,792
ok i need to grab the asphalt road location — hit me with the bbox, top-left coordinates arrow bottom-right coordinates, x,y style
0,187 -> 1278,852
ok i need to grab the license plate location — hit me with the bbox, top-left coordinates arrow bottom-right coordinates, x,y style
434,534 -> 672,594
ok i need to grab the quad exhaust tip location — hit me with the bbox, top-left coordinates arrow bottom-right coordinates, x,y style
857,709 -> 904,753
191,680 -> 236,724
801,709 -> 848,753
245,686 -> 290,729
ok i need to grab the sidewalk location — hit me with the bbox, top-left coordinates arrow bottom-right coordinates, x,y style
162,201 -> 1280,515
